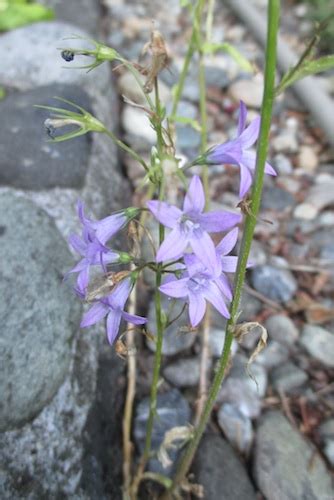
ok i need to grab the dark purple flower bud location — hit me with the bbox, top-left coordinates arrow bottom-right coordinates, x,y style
61,50 -> 75,62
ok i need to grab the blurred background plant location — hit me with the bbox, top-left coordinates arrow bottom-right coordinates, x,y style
0,0 -> 54,32
296,0 -> 334,53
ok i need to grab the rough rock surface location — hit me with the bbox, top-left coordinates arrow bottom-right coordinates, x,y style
134,389 -> 191,476
0,84 -> 91,189
0,193 -> 81,431
254,411 -> 333,500
192,434 -> 257,500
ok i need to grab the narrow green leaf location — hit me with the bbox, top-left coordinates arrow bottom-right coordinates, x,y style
276,55 -> 334,94
201,41 -> 253,73
173,115 -> 202,131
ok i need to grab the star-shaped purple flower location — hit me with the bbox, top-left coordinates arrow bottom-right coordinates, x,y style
147,175 -> 241,274
66,200 -> 127,296
205,101 -> 277,198
159,253 -> 231,327
80,277 -> 147,345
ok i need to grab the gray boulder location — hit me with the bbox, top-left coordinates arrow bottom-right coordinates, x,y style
0,84 -> 91,190
192,433 -> 257,499
254,411 -> 333,500
0,193 -> 81,431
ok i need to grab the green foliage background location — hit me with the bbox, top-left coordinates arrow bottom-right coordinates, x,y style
0,0 -> 54,32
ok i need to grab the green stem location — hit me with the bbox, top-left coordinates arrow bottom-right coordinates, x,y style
121,60 -> 155,112
104,130 -> 149,172
142,78 -> 165,457
130,79 -> 166,499
162,1 -> 280,495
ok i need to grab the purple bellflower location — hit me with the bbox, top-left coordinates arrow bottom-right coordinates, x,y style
197,101 -> 277,198
67,200 -> 134,296
159,252 -> 231,327
80,277 -> 147,345
147,175 -> 241,274
159,228 -> 246,327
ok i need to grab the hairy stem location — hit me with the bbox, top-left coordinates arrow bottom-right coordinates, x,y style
130,78 -> 166,499
104,129 -> 149,172
162,1 -> 280,495
195,2 -> 212,424
122,184 -> 156,497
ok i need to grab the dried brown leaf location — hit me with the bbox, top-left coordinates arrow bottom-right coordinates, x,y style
157,426 -> 193,469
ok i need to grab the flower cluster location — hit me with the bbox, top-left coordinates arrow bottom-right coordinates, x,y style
148,175 -> 242,327
64,102 -> 274,345
66,200 -> 146,344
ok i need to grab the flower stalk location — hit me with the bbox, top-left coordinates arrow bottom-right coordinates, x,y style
129,77 -> 166,499
162,0 -> 280,496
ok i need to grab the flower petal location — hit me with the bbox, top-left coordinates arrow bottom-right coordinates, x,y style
65,258 -> 88,276
106,310 -> 122,344
156,227 -> 188,263
122,312 -> 147,325
237,100 -> 247,135
77,265 -> 90,294
239,165 -> 253,198
241,151 -> 277,177
221,256 -> 238,273
77,199 -> 96,231
207,142 -> 242,166
204,282 -> 230,319
69,234 -> 87,256
108,278 -> 132,309
190,230 -> 221,275
95,213 -> 126,244
199,211 -> 241,233
80,302 -> 108,328
159,277 -> 189,298
264,161 -> 277,176
239,117 -> 260,149
147,200 -> 182,228
184,253 -> 205,277
215,228 -> 239,256
183,175 -> 205,214
188,291 -> 206,327
216,274 -> 233,301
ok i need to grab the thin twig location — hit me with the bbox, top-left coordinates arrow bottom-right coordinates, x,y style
243,283 -> 283,310
195,307 -> 211,425
122,280 -> 137,493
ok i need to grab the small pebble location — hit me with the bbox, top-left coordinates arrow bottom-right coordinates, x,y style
163,357 -> 211,388
272,133 -> 298,153
300,325 -> 334,368
252,265 -> 297,303
229,78 -> 264,108
297,145 -> 318,172
265,314 -> 299,346
209,328 -> 238,358
217,403 -> 254,454
294,203 -> 318,220
271,362 -> 308,393
255,340 -> 289,369
122,105 -> 156,144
